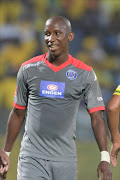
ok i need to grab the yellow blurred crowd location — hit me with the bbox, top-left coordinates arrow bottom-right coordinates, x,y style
0,0 -> 120,110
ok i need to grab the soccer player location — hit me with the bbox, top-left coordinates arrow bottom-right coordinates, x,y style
106,85 -> 120,167
2,16 -> 112,180
0,147 -> 10,180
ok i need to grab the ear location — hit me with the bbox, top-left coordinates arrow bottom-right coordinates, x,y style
68,32 -> 74,42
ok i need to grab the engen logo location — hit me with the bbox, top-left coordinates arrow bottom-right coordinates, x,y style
40,80 -> 65,99
47,84 -> 58,91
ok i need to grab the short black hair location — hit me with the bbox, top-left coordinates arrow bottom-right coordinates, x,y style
45,16 -> 72,32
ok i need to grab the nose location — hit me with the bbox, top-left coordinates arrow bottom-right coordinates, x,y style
48,34 -> 56,42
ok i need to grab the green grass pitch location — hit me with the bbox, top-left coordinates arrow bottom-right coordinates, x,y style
0,137 -> 120,180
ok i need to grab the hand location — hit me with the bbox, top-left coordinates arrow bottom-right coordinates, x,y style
0,172 -> 7,180
0,148 -> 10,179
97,161 -> 112,180
0,163 -> 7,180
110,141 -> 120,167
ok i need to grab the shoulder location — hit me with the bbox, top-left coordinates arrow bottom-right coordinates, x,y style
116,85 -> 120,90
113,85 -> 120,96
21,54 -> 45,67
70,56 -> 92,72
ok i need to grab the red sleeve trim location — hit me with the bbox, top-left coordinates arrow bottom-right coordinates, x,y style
88,106 -> 105,114
13,102 -> 27,109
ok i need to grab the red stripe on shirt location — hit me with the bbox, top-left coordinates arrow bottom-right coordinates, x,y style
43,53 -> 92,72
21,53 -> 92,72
88,106 -> 105,114
43,54 -> 72,72
13,102 -> 26,109
71,57 -> 92,72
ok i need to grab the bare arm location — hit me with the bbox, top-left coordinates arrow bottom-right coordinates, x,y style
90,111 -> 108,151
106,95 -> 120,167
3,107 -> 26,152
0,108 -> 26,179
106,95 -> 120,142
90,111 -> 112,180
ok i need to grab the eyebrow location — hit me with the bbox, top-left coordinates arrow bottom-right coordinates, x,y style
44,29 -> 63,33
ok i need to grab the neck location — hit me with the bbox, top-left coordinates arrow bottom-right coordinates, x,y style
47,52 -> 69,67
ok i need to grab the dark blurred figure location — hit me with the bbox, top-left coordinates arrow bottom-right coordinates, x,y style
80,0 -> 102,36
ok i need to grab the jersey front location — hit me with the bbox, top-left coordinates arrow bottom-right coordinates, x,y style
14,53 -> 105,161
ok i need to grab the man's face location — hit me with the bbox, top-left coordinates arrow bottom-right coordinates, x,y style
44,19 -> 70,57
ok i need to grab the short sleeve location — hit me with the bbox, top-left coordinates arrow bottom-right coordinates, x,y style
113,85 -> 120,96
84,69 -> 105,114
13,66 -> 28,109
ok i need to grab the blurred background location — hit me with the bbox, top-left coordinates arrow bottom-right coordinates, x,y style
0,0 -> 120,179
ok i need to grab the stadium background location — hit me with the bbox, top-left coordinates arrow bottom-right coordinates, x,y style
0,0 -> 120,179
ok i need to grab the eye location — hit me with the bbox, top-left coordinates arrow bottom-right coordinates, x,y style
44,32 -> 50,36
55,31 -> 60,35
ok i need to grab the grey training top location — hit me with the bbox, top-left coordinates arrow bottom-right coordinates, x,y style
14,53 -> 105,162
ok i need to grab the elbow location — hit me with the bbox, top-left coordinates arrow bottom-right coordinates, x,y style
106,104 -> 118,113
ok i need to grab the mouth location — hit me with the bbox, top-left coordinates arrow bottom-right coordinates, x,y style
48,44 -> 58,52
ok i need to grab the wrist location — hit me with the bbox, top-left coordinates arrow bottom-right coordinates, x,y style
101,151 -> 110,163
4,151 -> 11,157
111,133 -> 120,143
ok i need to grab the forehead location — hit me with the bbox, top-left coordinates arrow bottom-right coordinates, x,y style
44,19 -> 68,32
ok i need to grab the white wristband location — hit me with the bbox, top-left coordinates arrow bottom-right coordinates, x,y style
4,151 -> 11,157
101,151 -> 110,163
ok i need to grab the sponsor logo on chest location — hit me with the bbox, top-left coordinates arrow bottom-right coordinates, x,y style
40,80 -> 65,98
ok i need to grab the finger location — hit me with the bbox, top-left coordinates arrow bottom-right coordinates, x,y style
2,173 -> 6,179
102,172 -> 111,180
106,173 -> 112,180
1,160 -> 7,166
115,149 -> 119,160
4,165 -> 8,172
0,172 -> 7,180
1,158 -> 8,166
0,175 -> 4,180
110,157 -> 117,167
0,169 -> 6,175
97,169 -> 101,180
110,149 -> 118,167
103,175 -> 109,180
0,167 -> 6,174
2,157 -> 10,170
110,152 -> 117,167
0,165 -> 4,173
1,158 -> 10,170
0,165 -> 8,172
102,164 -> 112,180
0,166 -> 9,175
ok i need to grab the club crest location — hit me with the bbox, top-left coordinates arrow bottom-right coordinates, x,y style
66,70 -> 77,80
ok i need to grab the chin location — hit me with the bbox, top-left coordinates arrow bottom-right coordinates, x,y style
49,50 -> 61,58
